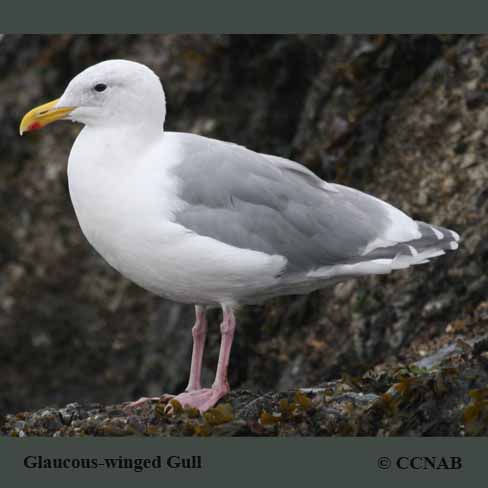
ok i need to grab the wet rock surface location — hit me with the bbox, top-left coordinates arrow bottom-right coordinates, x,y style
2,329 -> 488,436
0,35 -> 487,436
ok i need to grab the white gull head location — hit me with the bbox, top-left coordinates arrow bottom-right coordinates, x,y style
57,59 -> 166,131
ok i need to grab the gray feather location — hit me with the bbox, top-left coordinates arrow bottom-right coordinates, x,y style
169,133 -> 405,273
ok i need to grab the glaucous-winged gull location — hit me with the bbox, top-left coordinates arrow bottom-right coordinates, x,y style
20,60 -> 460,412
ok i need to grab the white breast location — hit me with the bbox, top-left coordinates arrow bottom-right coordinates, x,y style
67,129 -> 285,305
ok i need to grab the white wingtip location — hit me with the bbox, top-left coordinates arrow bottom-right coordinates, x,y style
407,245 -> 418,256
431,226 -> 444,240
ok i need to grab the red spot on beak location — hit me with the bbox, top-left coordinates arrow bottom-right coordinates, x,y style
28,122 -> 42,131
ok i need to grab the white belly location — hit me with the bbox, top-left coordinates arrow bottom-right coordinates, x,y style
67,130 -> 285,305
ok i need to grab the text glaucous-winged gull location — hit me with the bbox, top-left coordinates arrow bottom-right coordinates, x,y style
19,60 -> 460,412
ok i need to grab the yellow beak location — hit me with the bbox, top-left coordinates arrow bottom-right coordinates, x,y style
19,99 -> 75,135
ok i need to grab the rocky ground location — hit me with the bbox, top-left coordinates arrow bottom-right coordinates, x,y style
2,320 -> 488,436
0,35 -> 487,436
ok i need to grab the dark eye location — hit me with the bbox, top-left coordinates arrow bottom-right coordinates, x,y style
94,83 -> 107,92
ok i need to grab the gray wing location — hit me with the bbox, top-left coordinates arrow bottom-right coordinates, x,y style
169,133 -> 455,274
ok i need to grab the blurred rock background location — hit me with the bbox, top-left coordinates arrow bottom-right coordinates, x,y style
0,34 -> 486,416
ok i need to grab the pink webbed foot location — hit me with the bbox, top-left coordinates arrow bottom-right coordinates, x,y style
165,385 -> 229,414
125,394 -> 174,410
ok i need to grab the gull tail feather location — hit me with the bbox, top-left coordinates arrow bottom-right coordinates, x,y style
307,221 -> 460,280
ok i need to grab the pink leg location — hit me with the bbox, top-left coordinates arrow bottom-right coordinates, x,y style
166,304 -> 236,413
212,304 -> 235,393
127,305 -> 207,409
185,305 -> 208,391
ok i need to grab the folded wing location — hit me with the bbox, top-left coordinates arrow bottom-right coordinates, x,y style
170,133 -> 459,278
